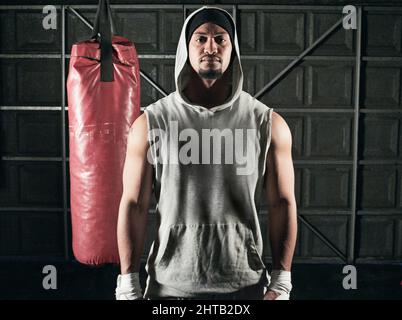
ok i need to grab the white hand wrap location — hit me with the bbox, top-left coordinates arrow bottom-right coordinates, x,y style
268,270 -> 292,300
115,272 -> 143,300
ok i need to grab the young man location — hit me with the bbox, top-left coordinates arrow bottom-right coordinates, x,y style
115,6 -> 297,300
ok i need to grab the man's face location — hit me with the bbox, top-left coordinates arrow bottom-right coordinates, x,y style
188,22 -> 233,80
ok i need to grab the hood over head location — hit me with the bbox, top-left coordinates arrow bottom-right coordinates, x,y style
174,6 -> 243,112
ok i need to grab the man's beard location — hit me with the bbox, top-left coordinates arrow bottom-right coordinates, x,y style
198,68 -> 223,80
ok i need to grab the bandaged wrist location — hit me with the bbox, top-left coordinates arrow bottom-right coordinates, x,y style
268,269 -> 292,299
115,272 -> 143,300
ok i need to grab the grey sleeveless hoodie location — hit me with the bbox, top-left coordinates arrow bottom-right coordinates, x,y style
143,6 -> 273,298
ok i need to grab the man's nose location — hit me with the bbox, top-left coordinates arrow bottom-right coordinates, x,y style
204,38 -> 218,54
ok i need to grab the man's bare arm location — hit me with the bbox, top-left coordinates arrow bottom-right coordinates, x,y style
117,114 -> 153,274
266,111 -> 298,271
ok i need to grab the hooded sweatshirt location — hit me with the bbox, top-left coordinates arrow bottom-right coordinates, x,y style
143,6 -> 273,298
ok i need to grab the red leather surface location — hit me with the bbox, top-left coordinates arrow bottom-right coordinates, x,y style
67,35 -> 140,265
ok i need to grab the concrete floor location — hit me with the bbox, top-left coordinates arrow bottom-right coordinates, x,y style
0,262 -> 401,300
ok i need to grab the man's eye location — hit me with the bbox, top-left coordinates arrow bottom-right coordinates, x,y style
196,37 -> 206,42
215,37 -> 225,44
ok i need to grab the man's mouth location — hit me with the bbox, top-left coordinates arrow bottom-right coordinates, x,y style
200,57 -> 220,62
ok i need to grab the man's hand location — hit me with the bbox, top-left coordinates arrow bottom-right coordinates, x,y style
115,272 -> 143,300
263,269 -> 292,300
263,290 -> 280,300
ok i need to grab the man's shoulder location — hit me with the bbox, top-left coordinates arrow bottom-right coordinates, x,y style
238,91 -> 273,114
143,92 -> 175,114
270,111 -> 292,148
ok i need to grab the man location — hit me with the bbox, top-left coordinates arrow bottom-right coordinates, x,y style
115,6 -> 297,300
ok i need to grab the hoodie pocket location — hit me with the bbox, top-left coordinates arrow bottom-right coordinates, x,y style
154,223 -> 265,286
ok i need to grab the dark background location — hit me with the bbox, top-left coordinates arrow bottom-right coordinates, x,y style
0,0 -> 401,299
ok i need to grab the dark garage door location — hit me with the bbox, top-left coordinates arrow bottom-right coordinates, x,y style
0,1 -> 401,266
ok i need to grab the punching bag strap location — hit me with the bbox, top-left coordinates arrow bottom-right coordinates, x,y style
92,0 -> 115,82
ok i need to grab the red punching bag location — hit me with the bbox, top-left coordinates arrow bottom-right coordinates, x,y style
67,0 -> 140,265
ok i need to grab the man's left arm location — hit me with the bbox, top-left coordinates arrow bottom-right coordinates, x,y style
264,111 -> 298,300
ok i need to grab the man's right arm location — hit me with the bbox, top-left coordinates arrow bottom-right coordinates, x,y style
117,114 -> 153,275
